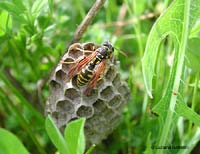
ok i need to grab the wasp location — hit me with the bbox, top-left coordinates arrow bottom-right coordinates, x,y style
61,41 -> 126,95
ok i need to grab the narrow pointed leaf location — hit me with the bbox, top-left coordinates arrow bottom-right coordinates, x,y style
0,11 -> 12,36
45,115 -> 69,154
64,118 -> 86,154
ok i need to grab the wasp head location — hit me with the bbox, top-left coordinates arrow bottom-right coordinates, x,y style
103,41 -> 114,52
97,41 -> 114,59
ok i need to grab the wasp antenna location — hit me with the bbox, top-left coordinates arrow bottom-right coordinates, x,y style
114,47 -> 128,58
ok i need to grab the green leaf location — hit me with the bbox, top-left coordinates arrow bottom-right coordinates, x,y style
0,87 -> 45,154
142,0 -> 200,98
64,118 -> 86,154
0,2 -> 22,15
176,101 -> 200,127
31,0 -> 48,17
0,1 -> 26,24
0,10 -> 12,36
0,11 -> 12,36
142,0 -> 200,153
0,128 -> 29,154
186,37 -> 200,72
45,115 -> 69,154
12,0 -> 26,11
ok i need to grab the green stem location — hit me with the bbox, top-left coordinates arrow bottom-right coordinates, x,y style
157,0 -> 190,153
133,0 -> 144,58
85,144 -> 96,154
124,107 -> 132,154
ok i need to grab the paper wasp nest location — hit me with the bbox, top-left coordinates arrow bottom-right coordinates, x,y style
46,42 -> 130,144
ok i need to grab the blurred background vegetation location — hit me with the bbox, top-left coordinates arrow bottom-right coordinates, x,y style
0,0 -> 200,153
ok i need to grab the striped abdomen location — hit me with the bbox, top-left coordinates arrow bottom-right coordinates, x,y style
77,64 -> 95,86
76,51 -> 104,86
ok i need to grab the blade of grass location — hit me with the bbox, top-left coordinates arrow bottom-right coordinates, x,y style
0,87 -> 45,154
85,144 -> 96,154
125,0 -> 144,58
0,72 -> 44,123
45,115 -> 69,154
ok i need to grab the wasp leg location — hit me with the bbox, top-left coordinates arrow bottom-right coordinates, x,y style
76,48 -> 94,54
84,60 -> 106,95
83,50 -> 94,54
97,77 -> 102,81
68,51 -> 97,79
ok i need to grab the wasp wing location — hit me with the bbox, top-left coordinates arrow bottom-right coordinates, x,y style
68,51 -> 97,80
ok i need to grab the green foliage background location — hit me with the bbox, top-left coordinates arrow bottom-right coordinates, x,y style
0,0 -> 200,154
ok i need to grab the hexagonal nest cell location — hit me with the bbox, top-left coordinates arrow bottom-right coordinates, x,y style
107,94 -> 122,109
76,105 -> 93,118
55,69 -> 67,83
100,86 -> 114,100
46,42 -> 130,145
68,43 -> 84,59
64,88 -> 80,101
56,99 -> 75,114
61,58 -> 75,72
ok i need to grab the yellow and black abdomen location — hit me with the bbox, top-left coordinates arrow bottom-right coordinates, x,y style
77,64 -> 94,86
76,53 -> 103,86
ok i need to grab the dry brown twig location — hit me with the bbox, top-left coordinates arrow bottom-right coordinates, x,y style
71,0 -> 107,44
114,4 -> 128,36
99,12 -> 157,29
